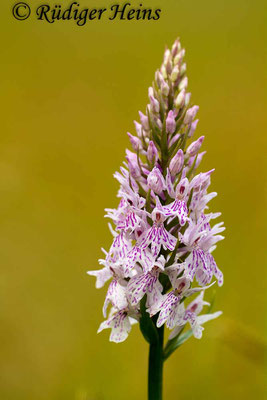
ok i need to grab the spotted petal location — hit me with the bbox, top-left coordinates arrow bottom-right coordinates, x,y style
103,280 -> 128,317
98,310 -> 132,343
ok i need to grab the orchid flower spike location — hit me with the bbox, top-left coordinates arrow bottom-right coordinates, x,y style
87,38 -> 225,400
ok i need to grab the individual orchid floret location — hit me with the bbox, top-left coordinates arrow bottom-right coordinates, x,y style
155,276 -> 191,328
180,292 -> 209,337
169,310 -> 222,340
169,149 -> 184,176
116,210 -> 141,232
140,201 -> 177,258
156,277 -> 214,329
147,140 -> 159,164
189,170 -> 217,217
168,292 -> 221,340
107,230 -> 132,263
181,216 -> 224,286
165,173 -> 188,201
103,277 -> 128,317
147,167 -> 166,194
125,245 -> 154,275
163,177 -> 189,226
98,308 -> 138,343
128,266 -> 163,306
106,197 -> 143,233
186,136 -> 205,157
87,264 -> 112,289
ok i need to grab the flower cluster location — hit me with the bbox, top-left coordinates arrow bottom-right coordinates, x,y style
88,39 -> 224,343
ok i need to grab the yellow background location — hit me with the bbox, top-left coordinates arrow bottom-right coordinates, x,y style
0,0 -> 266,399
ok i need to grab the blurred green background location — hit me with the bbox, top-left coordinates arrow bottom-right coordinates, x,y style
0,0 -> 266,399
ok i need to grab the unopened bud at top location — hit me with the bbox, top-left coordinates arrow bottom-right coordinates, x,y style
166,59 -> 172,75
180,167 -> 186,179
171,65 -> 179,82
134,121 -> 142,137
184,105 -> 199,124
169,133 -> 180,148
178,76 -> 188,91
148,87 -> 160,113
176,177 -> 189,199
169,149 -> 184,176
139,111 -> 150,131
187,151 -> 206,170
161,80 -> 169,97
188,119 -> 199,138
174,49 -> 185,66
195,151 -> 206,169
161,65 -> 167,79
148,87 -> 154,98
166,110 -> 177,134
180,63 -> 186,76
163,49 -> 171,65
127,133 -> 141,152
156,118 -> 162,130
155,70 -> 163,87
186,136 -> 205,157
184,92 -> 191,107
163,49 -> 172,74
147,141 -> 159,164
147,167 -> 166,194
174,89 -> 185,108
126,150 -> 141,179
171,39 -> 181,57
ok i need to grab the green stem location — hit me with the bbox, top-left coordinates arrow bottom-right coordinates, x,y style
148,324 -> 164,400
